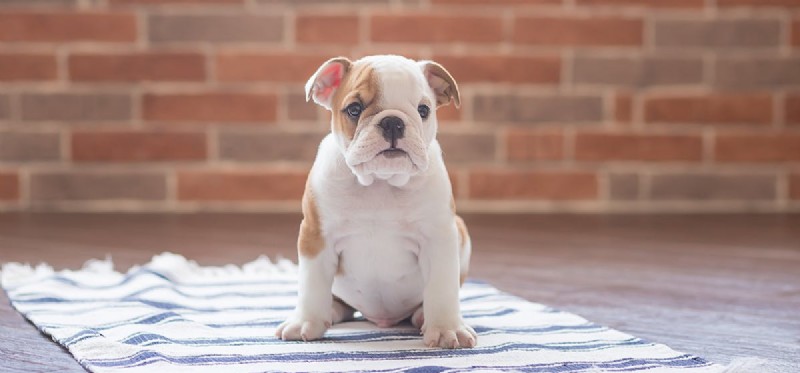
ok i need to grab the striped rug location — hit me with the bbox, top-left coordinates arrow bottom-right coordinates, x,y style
1,253 -> 739,372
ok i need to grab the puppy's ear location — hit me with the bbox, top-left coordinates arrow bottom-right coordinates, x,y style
305,57 -> 352,110
418,60 -> 461,108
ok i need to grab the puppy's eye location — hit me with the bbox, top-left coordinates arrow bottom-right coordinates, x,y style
345,103 -> 363,119
418,104 -> 430,119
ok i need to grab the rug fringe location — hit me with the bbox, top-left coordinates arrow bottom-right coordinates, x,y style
719,358 -> 776,373
1,252 -> 297,288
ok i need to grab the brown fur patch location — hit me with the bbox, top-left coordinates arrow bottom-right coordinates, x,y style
330,62 -> 381,141
455,215 -> 470,286
298,178 -> 325,258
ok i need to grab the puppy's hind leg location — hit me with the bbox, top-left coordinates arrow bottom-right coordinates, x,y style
332,297 -> 355,324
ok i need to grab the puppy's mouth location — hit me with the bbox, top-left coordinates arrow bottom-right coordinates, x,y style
378,148 -> 408,159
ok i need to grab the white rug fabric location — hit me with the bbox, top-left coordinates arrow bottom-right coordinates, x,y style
0,253 -> 753,373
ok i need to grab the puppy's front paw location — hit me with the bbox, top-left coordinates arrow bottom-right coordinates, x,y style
422,319 -> 477,349
275,317 -> 329,341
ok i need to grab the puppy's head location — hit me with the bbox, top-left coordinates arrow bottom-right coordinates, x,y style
305,55 -> 460,187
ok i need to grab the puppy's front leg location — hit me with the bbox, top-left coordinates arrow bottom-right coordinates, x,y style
419,221 -> 477,349
275,246 -> 337,341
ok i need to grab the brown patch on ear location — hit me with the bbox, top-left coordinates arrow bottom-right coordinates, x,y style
421,61 -> 461,108
298,178 -> 324,258
330,62 -> 380,141
455,215 -> 470,286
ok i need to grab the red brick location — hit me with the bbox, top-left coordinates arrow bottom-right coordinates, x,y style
177,170 -> 306,201
371,14 -> 503,43
718,0 -> 800,7
644,94 -> 773,125
715,133 -> 800,162
793,19 -> 800,46
437,104 -> 461,122
143,93 -> 277,123
296,15 -> 359,45
110,0 -> 243,5
514,16 -> 643,46
216,53 -> 327,83
506,130 -> 564,161
0,12 -> 137,43
72,132 -> 207,162
69,52 -> 206,82
0,172 -> 20,201
790,174 -> 800,200
577,0 -> 703,7
787,94 -> 800,125
432,55 -> 560,84
469,170 -> 598,200
0,53 -> 57,81
575,132 -> 703,162
616,93 -> 633,123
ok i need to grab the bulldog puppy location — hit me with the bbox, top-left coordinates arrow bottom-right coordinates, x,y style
275,55 -> 475,349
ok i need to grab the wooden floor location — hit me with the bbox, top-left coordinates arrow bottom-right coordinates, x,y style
0,213 -> 798,372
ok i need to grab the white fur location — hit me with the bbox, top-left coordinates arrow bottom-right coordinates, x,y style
277,55 -> 475,349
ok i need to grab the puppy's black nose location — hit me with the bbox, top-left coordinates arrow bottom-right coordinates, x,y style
377,116 -> 405,147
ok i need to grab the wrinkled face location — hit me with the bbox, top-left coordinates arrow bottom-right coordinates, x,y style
306,55 -> 460,187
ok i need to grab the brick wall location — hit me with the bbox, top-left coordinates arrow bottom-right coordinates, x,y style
1,0 -> 799,213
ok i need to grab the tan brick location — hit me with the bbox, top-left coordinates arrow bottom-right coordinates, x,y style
575,132 -> 703,162
0,11 -> 137,43
177,170 -> 306,201
433,0 -> 561,4
0,53 -> 58,81
577,0 -> 703,7
0,172 -> 20,201
0,0 -> 77,7
21,93 -> 132,122
473,94 -> 604,123
69,52 -> 206,82
715,133 -> 800,162
654,19 -> 781,49
258,0 -> 389,4
715,57 -> 800,88
649,173 -> 776,201
468,170 -> 598,200
572,56 -> 703,87
287,92 -> 319,121
790,174 -> 800,200
296,15 -> 359,45
30,172 -> 167,201
438,133 -> 496,163
72,131 -> 207,162
0,131 -> 61,161
143,93 -> 277,123
216,53 -> 327,82
218,132 -> 324,162
615,93 -> 633,123
148,14 -> 283,43
644,94 -> 773,125
110,0 -> 243,5
718,0 -> 800,7
0,95 -> 10,120
371,14 -> 503,43
506,129 -> 564,161
787,94 -> 800,125
609,173 -> 639,200
432,55 -> 560,84
514,16 -> 643,46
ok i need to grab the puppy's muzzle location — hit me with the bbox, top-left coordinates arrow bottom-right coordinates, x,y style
377,116 -> 405,148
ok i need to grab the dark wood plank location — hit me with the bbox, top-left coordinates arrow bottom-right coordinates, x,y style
1,213 -> 798,372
